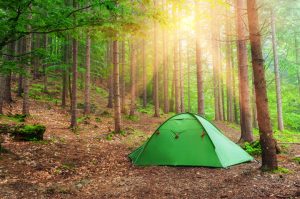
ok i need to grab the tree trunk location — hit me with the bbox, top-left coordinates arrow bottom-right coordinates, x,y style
84,31 -> 91,115
17,39 -> 23,97
179,39 -> 185,113
4,43 -> 14,104
163,2 -> 169,114
173,6 -> 180,114
107,42 -> 113,108
236,0 -> 253,142
0,75 -> 4,114
195,1 -> 204,115
130,42 -> 137,116
187,42 -> 191,113
43,34 -> 48,93
296,34 -> 300,95
62,36 -> 68,108
231,44 -> 239,124
153,0 -> 160,117
225,9 -> 233,122
70,0 -> 78,128
121,41 -> 127,113
211,1 -> 221,120
142,39 -> 147,108
247,0 -> 278,171
252,74 -> 258,128
22,9 -> 32,115
32,33 -> 40,79
113,41 -> 121,133
271,10 -> 284,131
170,69 -> 175,112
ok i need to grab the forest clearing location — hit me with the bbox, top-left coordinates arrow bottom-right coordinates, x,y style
0,0 -> 300,198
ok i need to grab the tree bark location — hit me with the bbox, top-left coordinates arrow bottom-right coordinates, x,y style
22,7 -> 32,115
236,0 -> 253,142
163,1 -> 169,114
142,39 -> 147,108
4,42 -> 14,103
225,9 -> 233,122
130,42 -> 137,116
187,42 -> 191,113
296,34 -> 300,95
195,1 -> 204,115
121,41 -> 127,113
43,34 -> 48,93
270,10 -> 284,131
17,38 -> 24,97
173,6 -> 180,114
211,1 -> 221,120
62,36 -> 68,108
113,41 -> 121,133
179,39 -> 185,113
107,42 -> 113,108
247,0 -> 278,171
70,37 -> 78,128
153,0 -> 160,117
84,30 -> 91,115
231,44 -> 239,124
0,75 -> 4,114
70,0 -> 78,128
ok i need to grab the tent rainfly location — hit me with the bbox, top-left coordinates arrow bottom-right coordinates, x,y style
129,113 -> 253,168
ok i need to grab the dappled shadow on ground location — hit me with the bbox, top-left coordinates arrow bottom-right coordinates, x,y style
0,100 -> 299,199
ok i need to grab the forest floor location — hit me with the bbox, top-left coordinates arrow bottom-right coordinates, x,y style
0,91 -> 300,199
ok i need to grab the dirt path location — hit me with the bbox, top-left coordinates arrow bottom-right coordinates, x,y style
0,101 -> 299,199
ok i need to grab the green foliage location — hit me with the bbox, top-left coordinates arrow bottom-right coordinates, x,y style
95,117 -> 102,123
271,166 -> 291,174
125,115 -> 139,122
106,133 -> 114,141
242,141 -> 262,156
292,157 -> 300,164
29,84 -> 58,103
11,124 -> 46,141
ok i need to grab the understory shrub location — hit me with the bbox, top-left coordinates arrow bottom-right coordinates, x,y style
242,141 -> 262,156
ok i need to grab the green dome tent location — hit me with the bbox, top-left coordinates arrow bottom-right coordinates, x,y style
129,113 -> 253,168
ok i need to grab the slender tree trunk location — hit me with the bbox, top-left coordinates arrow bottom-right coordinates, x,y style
236,0 -> 253,142
195,1 -> 204,115
107,42 -> 113,108
70,37 -> 78,128
252,74 -> 258,128
179,39 -> 185,113
22,8 -> 32,115
70,0 -> 78,128
121,41 -> 127,113
43,34 -> 48,93
130,42 -> 137,116
163,2 -> 169,114
4,43 -> 14,103
142,40 -> 147,108
62,36 -> 68,108
170,69 -> 175,112
247,0 -> 278,171
211,1 -> 220,120
296,34 -> 300,95
0,75 -> 4,114
225,9 -> 233,122
187,42 -> 191,113
84,30 -> 91,115
231,44 -> 239,124
113,41 -> 121,133
17,39 -> 23,97
153,0 -> 160,117
173,6 -> 180,113
271,10 -> 284,131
